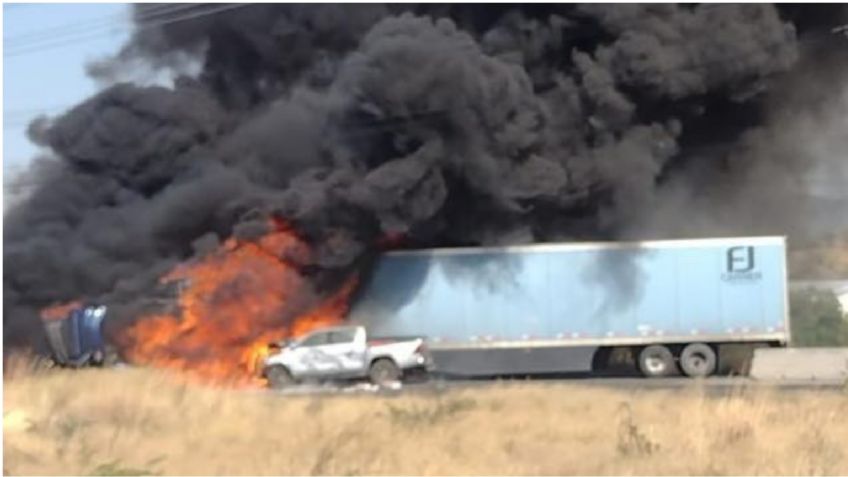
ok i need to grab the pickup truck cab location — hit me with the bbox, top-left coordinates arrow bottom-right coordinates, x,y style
261,325 -> 433,388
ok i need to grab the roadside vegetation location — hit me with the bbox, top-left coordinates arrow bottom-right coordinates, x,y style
4,360 -> 847,476
790,288 -> 848,347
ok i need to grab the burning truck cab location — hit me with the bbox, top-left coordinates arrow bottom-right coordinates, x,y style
41,304 -> 116,368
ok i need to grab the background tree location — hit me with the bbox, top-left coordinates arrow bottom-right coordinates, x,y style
790,288 -> 848,347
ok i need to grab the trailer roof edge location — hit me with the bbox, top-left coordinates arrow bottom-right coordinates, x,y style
384,236 -> 787,256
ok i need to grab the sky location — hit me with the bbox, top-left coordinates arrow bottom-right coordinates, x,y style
3,3 -> 131,182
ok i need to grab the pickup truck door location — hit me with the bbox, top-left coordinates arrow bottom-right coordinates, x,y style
288,331 -> 338,376
325,329 -> 367,374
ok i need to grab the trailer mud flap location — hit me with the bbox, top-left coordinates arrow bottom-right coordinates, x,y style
431,346 -> 598,376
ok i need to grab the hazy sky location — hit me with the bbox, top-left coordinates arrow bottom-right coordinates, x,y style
3,3 -> 131,180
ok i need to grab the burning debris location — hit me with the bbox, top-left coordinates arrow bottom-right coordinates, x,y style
4,4 -> 847,380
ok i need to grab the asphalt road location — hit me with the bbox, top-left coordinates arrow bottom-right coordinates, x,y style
266,375 -> 847,397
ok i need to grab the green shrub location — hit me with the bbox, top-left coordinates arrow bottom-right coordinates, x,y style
790,288 -> 848,347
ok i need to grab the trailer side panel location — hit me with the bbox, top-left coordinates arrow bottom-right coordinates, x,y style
348,237 -> 788,375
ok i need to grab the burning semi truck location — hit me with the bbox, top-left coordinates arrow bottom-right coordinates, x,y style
40,236 -> 790,379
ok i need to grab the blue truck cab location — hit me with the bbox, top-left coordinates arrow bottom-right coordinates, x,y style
42,305 -> 109,367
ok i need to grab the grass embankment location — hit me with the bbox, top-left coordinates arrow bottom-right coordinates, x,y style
4,361 -> 848,476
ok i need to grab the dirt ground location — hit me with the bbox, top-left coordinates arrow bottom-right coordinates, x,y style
4,363 -> 848,476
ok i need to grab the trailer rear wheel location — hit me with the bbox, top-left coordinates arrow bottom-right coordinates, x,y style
638,345 -> 675,377
679,343 -> 716,378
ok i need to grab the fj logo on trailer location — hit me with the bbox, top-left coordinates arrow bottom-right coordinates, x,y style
722,246 -> 762,282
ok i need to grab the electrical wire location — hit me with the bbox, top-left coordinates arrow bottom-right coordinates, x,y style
5,3 -> 251,58
5,3 -> 196,47
4,4 -> 241,56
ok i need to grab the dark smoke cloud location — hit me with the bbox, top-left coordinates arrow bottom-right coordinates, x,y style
6,4 -> 846,349
578,4 -> 798,99
44,83 -> 227,194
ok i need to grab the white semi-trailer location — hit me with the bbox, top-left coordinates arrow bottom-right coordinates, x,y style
347,237 -> 790,377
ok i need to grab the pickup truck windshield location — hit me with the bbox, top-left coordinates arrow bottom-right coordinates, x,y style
329,329 -> 357,344
298,332 -> 330,347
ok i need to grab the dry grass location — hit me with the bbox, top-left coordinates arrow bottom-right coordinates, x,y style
4,365 -> 848,476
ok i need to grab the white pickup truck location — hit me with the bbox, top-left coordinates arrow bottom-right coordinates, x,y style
261,325 -> 434,388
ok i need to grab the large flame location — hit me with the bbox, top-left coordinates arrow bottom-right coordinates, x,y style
117,219 -> 357,386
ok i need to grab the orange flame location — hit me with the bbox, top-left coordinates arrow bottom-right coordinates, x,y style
40,300 -> 83,321
117,219 -> 358,386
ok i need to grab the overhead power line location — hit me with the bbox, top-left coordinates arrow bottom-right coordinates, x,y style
4,4 -> 233,55
5,3 -> 194,47
5,3 -> 251,58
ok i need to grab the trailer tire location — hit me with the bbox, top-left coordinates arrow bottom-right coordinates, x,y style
265,365 -> 294,389
638,345 -> 675,377
369,358 -> 401,386
679,343 -> 716,378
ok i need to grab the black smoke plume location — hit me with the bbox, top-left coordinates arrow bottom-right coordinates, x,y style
5,4 -> 847,349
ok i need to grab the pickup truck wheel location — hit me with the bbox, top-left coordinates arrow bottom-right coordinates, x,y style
265,365 -> 294,389
637,345 -> 675,378
679,343 -> 716,378
369,359 -> 401,386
